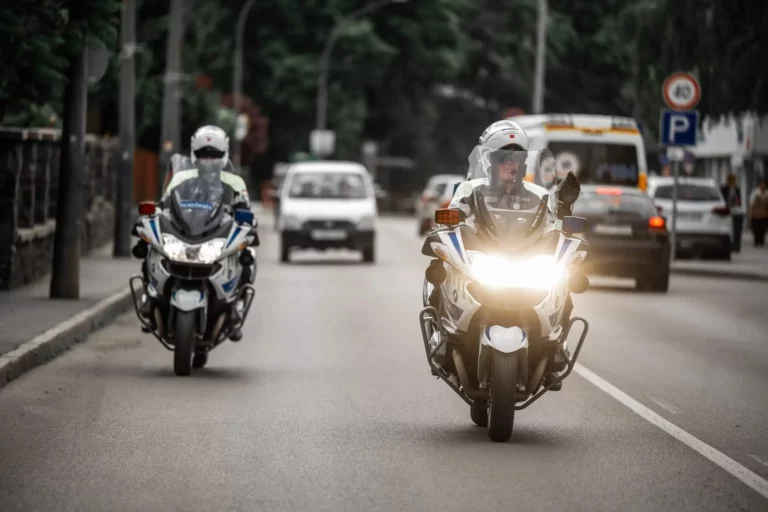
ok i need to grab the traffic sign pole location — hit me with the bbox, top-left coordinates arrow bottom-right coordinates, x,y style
659,71 -> 702,266
671,154 -> 679,265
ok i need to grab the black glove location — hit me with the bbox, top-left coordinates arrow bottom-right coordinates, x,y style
559,171 -> 580,206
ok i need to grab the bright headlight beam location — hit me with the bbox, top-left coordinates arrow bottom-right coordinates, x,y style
468,252 -> 564,289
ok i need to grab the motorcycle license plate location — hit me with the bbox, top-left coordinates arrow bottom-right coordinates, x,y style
593,224 -> 632,236
311,229 -> 347,240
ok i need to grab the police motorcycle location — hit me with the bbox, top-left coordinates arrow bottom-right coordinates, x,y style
419,147 -> 591,442
129,154 -> 259,376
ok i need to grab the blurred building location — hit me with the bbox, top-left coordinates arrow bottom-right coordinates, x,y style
691,114 -> 768,207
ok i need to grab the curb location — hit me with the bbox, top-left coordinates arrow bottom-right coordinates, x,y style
671,267 -> 768,282
0,288 -> 133,390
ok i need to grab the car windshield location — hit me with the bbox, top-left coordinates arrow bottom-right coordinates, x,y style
574,189 -> 657,217
653,184 -> 721,201
541,141 -> 639,187
433,183 -> 448,196
288,172 -> 369,199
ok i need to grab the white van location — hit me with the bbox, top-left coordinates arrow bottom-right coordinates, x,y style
507,113 -> 649,191
278,161 -> 377,263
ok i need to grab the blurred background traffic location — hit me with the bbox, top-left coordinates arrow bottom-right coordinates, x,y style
3,0 -> 767,292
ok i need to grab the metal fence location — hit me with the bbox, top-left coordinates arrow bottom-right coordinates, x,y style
0,127 -> 118,290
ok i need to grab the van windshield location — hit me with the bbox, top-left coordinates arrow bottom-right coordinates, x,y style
538,141 -> 640,188
288,172 -> 369,199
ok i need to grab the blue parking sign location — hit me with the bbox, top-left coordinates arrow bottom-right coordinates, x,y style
659,109 -> 699,146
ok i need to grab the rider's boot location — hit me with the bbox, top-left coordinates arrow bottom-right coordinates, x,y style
543,294 -> 574,391
228,266 -> 253,342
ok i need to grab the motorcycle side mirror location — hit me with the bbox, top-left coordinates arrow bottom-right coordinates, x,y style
562,216 -> 586,235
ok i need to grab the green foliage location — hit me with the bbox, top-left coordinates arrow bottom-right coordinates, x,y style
0,0 -> 120,122
0,1 -> 68,118
5,0 -> 765,175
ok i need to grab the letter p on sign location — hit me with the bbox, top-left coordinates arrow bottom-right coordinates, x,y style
660,109 -> 699,147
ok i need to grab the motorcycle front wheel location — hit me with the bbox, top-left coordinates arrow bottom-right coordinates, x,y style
174,311 -> 196,376
488,350 -> 519,442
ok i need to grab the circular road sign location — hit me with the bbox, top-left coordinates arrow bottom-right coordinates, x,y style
662,72 -> 701,111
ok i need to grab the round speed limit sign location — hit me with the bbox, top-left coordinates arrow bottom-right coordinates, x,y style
662,72 -> 701,111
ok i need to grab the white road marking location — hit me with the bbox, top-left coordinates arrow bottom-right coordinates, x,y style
575,363 -> 768,500
749,455 -> 768,470
649,396 -> 683,415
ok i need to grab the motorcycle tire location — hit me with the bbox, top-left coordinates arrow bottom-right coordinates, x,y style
174,311 -> 196,376
488,350 -> 518,442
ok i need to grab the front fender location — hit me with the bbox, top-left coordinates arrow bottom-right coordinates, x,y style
481,326 -> 528,354
171,288 -> 207,312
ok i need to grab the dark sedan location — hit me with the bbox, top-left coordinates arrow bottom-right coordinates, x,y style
572,185 -> 670,292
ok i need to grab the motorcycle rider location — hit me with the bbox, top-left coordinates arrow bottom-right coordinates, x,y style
429,119 -> 581,390
134,125 -> 255,341
160,125 -> 250,211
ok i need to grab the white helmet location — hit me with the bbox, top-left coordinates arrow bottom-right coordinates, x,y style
190,125 -> 229,170
478,120 -> 530,151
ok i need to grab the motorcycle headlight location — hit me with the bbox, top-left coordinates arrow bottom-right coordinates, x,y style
162,234 -> 226,264
467,252 -> 565,289
357,215 -> 374,230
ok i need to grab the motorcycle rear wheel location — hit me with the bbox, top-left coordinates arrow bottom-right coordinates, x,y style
488,350 -> 518,442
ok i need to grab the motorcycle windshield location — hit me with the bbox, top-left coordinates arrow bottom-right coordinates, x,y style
465,146 -> 559,249
170,171 -> 225,238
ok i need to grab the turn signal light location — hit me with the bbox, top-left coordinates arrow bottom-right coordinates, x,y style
434,208 -> 462,225
648,216 -> 666,230
138,201 -> 156,216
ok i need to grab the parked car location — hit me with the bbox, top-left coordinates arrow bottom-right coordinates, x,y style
573,185 -> 671,292
646,176 -> 731,260
277,161 -> 378,263
415,174 -> 464,235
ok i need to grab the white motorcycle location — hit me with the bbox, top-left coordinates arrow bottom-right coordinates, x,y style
418,149 -> 590,442
129,163 -> 258,376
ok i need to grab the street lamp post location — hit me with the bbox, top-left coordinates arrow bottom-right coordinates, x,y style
233,0 -> 257,169
315,0 -> 407,131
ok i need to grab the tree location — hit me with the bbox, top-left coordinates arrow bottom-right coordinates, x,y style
0,1 -> 68,119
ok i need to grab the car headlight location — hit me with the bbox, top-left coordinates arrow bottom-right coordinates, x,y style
162,234 -> 226,264
281,214 -> 302,230
357,215 -> 374,230
467,252 -> 565,289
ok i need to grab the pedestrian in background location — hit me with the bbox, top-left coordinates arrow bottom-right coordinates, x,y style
748,179 -> 768,246
721,174 -> 745,252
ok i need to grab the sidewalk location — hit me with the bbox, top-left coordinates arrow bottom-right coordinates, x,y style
671,232 -> 768,281
0,244 -> 137,388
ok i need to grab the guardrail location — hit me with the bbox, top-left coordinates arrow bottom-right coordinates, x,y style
0,127 -> 118,290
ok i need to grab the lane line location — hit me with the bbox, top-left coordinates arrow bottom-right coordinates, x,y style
749,455 -> 768,471
649,396 -> 683,415
575,363 -> 768,500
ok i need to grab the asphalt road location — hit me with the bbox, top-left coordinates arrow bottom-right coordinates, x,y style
1,216 -> 767,512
